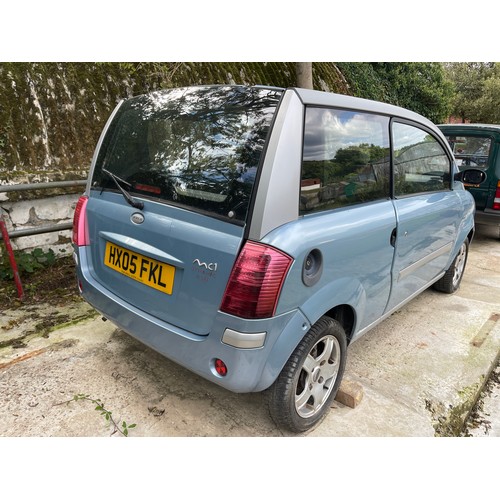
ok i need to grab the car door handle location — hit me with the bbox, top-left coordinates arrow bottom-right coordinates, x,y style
390,228 -> 397,247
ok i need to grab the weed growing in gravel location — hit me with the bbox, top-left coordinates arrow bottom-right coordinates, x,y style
63,393 -> 137,437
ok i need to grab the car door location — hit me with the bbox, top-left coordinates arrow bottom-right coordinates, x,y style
386,120 -> 461,312
285,105 -> 396,331
443,128 -> 498,212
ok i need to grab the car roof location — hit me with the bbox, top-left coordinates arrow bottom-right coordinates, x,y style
290,87 -> 436,128
123,85 -> 439,132
438,123 -> 500,133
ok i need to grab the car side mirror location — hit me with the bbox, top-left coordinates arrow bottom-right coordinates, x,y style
454,168 -> 487,185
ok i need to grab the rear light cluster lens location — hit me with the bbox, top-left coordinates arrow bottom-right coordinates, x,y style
72,195 -> 89,246
221,241 -> 293,319
493,181 -> 500,210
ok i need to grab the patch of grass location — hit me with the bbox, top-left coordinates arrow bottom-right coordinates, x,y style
0,254 -> 78,310
0,247 -> 56,279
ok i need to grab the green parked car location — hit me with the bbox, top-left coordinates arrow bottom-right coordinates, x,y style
439,124 -> 500,235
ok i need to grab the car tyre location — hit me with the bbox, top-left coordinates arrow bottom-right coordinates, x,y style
433,239 -> 469,294
268,316 -> 347,433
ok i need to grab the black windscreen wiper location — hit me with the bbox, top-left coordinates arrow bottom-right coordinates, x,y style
101,168 -> 144,210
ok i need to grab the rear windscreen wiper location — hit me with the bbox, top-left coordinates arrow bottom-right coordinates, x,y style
101,168 -> 144,210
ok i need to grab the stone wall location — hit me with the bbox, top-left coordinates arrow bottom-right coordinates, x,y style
0,62 -> 348,255
0,62 -> 348,183
0,193 -> 80,256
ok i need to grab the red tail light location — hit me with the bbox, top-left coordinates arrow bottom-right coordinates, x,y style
220,241 -> 293,319
493,181 -> 500,210
72,195 -> 89,246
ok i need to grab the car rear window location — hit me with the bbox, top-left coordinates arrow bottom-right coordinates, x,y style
91,86 -> 283,223
444,134 -> 492,170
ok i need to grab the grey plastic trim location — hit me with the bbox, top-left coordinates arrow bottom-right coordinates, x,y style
398,242 -> 453,281
248,90 -> 303,241
222,328 -> 267,349
292,87 -> 436,129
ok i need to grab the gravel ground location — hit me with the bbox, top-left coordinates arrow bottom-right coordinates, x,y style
1,224 -> 498,498
463,359 -> 500,436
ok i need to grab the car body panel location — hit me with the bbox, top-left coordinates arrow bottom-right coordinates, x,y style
387,191 -> 460,311
263,199 -> 396,331
85,191 -> 244,335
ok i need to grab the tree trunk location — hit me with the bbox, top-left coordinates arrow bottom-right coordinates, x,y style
296,62 -> 313,89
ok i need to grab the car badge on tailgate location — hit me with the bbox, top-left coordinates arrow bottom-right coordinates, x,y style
193,259 -> 218,271
131,212 -> 145,224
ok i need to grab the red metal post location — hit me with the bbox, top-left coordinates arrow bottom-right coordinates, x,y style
0,219 -> 24,301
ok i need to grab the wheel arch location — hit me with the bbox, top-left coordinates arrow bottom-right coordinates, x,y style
467,227 -> 475,244
256,302 -> 356,392
323,304 -> 356,345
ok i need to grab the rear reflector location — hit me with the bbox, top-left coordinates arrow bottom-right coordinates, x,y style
72,195 -> 89,246
214,359 -> 228,376
220,241 -> 293,319
493,181 -> 500,210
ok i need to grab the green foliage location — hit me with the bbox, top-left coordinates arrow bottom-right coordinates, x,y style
337,63 -> 453,123
0,247 -> 56,280
445,62 -> 500,123
335,63 -> 388,101
70,394 -> 137,437
0,134 -> 6,167
479,66 -> 500,123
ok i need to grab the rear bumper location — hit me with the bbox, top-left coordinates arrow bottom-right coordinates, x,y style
75,247 -> 309,393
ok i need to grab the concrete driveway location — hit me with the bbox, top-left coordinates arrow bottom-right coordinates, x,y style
0,225 -> 499,437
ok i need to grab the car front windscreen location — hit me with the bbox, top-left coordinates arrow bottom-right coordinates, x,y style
91,86 -> 283,223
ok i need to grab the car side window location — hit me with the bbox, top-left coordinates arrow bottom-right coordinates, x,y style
393,122 -> 451,196
301,107 -> 390,214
